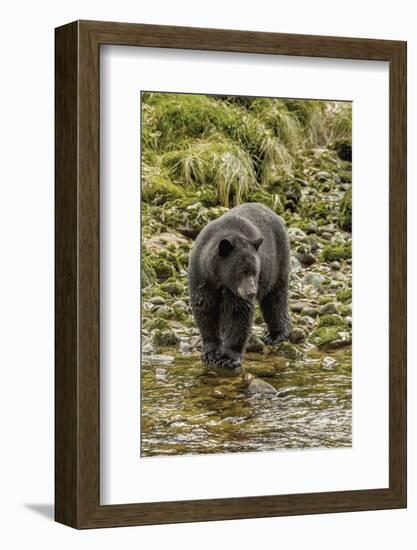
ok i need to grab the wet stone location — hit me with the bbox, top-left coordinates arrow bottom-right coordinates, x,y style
246,377 -> 278,398
142,354 -> 175,366
246,334 -> 265,353
289,327 -> 306,344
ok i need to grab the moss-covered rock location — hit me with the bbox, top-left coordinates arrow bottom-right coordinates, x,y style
318,314 -> 347,328
142,173 -> 186,205
143,318 -> 170,331
151,259 -> 176,281
161,280 -> 183,296
322,242 -> 352,262
277,342 -> 302,360
311,326 -> 351,350
155,305 -> 176,319
336,288 -> 352,303
338,188 -> 352,232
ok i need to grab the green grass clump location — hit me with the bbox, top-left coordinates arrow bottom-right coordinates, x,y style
142,92 -> 242,152
322,242 -> 352,262
338,187 -> 352,232
161,141 -> 258,207
328,102 -> 352,143
318,314 -> 347,328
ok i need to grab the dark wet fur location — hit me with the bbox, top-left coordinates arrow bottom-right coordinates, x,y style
189,203 -> 291,369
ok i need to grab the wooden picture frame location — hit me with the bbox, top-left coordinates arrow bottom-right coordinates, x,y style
55,20 -> 407,529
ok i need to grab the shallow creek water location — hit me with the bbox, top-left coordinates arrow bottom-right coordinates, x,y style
141,347 -> 352,457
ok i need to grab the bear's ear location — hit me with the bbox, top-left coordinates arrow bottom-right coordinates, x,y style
252,237 -> 264,251
218,238 -> 234,257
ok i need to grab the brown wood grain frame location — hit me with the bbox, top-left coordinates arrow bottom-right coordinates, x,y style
55,20 -> 407,529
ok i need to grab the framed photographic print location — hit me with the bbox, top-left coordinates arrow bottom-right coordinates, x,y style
55,20 -> 407,528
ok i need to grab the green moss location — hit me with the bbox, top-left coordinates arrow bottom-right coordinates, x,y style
142,172 -> 186,205
301,199 -> 334,223
339,304 -> 352,317
246,191 -> 284,215
318,314 -> 347,328
161,280 -> 183,296
340,170 -> 352,183
318,295 -> 335,305
152,328 -> 179,347
338,188 -> 352,232
267,178 -> 301,212
150,258 -> 176,281
142,258 -> 156,288
277,342 -> 302,360
143,318 -> 170,331
322,242 -> 352,262
311,326 -> 349,350
336,288 -> 352,302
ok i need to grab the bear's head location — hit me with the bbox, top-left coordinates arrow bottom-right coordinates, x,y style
216,235 -> 263,301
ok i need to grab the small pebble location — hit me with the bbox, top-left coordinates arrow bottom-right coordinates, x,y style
155,368 -> 167,380
321,356 -> 338,370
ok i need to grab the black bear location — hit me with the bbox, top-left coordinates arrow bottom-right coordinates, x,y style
188,202 -> 290,369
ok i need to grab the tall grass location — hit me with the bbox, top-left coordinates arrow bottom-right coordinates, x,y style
327,102 -> 352,143
161,140 -> 258,207
141,92 -> 352,208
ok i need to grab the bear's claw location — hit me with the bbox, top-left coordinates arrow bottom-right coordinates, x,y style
201,348 -> 222,365
215,355 -> 241,370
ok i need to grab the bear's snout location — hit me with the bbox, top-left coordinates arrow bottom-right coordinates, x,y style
237,276 -> 257,301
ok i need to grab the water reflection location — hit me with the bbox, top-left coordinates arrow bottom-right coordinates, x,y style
141,347 -> 352,457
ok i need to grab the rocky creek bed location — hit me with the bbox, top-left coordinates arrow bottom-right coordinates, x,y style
140,93 -> 352,456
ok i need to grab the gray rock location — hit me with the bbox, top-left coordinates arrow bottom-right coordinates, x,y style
331,261 -> 341,270
290,301 -> 309,313
298,315 -> 316,327
161,283 -> 182,296
179,341 -> 194,354
321,356 -> 339,370
319,302 -> 338,315
296,251 -> 316,266
301,306 -> 318,317
302,273 -> 326,289
247,378 -> 278,397
148,296 -> 166,306
142,342 -> 154,355
155,368 -> 167,380
290,256 -> 303,272
142,354 -> 175,365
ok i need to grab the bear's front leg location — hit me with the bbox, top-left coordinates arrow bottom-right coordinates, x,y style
260,280 -> 291,345
217,292 -> 255,369
190,284 -> 222,365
